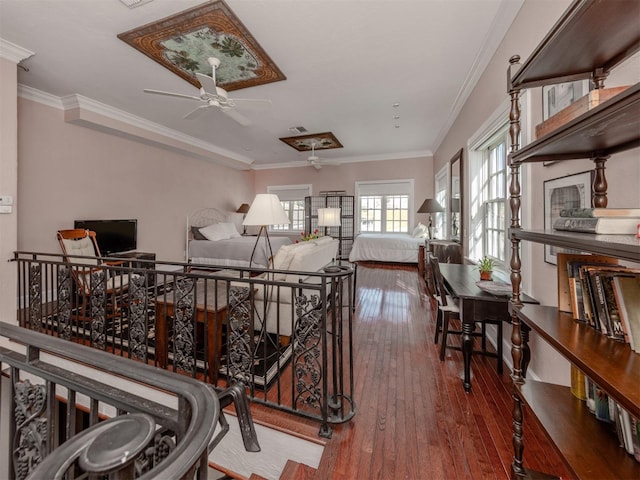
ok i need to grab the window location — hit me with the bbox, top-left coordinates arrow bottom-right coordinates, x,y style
472,130 -> 508,263
266,184 -> 311,233
355,180 -> 413,233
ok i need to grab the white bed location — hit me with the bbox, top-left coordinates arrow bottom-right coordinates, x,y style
348,233 -> 425,264
187,208 -> 292,268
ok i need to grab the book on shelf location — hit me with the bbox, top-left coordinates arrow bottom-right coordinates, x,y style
557,253 -> 618,315
633,416 -> 640,463
612,275 -> 640,353
588,267 -> 637,341
559,207 -> 640,218
617,403 -> 635,455
559,255 -> 620,322
553,216 -> 640,234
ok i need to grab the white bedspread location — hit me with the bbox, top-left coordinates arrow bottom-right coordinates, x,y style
348,233 -> 424,263
189,235 -> 292,268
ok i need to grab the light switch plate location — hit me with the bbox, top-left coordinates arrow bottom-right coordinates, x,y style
0,205 -> 12,213
0,195 -> 14,206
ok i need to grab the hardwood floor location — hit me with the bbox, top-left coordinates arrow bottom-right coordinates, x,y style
253,263 -> 574,480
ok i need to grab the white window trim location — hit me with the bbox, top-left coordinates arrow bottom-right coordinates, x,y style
466,91 -> 532,282
354,179 -> 415,234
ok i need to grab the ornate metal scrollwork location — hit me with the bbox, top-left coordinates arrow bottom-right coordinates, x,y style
13,379 -> 47,480
226,287 -> 254,383
128,274 -> 149,361
293,293 -> 323,410
57,266 -> 73,340
28,265 -> 42,332
90,270 -> 107,349
173,277 -> 196,373
134,429 -> 176,476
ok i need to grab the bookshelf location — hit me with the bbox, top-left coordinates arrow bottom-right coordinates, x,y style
506,1 -> 640,478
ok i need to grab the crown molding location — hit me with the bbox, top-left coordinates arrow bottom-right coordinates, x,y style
18,86 -> 254,169
18,85 -> 63,109
430,0 -> 525,152
0,38 -> 34,63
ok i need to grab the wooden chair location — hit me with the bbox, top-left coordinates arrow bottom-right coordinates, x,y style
56,229 -> 132,320
429,255 -> 460,346
430,256 -> 503,374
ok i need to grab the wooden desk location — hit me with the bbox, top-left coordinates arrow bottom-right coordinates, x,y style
155,279 -> 229,384
438,263 -> 536,392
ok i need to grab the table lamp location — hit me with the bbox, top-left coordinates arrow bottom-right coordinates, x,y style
451,197 -> 461,238
317,207 -> 342,257
417,198 -> 444,239
236,203 -> 250,235
243,194 -> 290,267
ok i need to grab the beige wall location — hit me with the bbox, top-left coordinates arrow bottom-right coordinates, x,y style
433,0 -> 640,384
0,56 -> 19,323
17,98 -> 254,261
253,155 -> 434,233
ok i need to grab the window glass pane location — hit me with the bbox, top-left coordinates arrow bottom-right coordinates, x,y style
358,193 -> 409,233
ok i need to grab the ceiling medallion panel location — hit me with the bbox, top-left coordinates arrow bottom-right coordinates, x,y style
279,132 -> 344,152
117,0 -> 286,91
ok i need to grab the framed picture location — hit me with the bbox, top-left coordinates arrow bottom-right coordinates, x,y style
117,1 -> 285,91
542,80 -> 590,121
543,171 -> 593,265
279,132 -> 343,152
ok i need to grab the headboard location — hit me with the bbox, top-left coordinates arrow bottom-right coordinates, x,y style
185,207 -> 230,260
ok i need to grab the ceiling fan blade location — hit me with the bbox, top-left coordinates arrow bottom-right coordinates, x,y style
312,162 -> 322,170
183,105 -> 210,120
231,98 -> 272,110
143,89 -> 201,101
196,73 -> 217,93
222,108 -> 252,126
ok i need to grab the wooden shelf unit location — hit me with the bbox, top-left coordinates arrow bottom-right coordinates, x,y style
506,1 -> 640,478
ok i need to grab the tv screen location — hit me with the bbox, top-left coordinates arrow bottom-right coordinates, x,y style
74,219 -> 137,255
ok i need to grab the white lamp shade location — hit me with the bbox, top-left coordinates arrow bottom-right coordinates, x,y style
242,194 -> 291,226
317,207 -> 341,227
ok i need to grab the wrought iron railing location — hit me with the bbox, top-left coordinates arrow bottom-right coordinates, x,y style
12,250 -> 356,437
0,321 -> 220,479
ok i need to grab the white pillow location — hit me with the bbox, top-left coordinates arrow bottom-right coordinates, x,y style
199,223 -> 231,241
311,235 -> 334,246
412,223 -> 427,237
273,242 -> 316,280
220,222 -> 240,238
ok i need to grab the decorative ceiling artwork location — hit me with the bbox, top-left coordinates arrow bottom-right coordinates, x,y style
117,0 -> 286,91
279,132 -> 344,152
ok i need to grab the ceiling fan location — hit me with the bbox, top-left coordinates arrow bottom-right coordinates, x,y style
307,143 -> 339,170
143,57 -> 271,126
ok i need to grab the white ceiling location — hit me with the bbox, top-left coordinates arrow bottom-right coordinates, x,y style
0,0 -> 522,169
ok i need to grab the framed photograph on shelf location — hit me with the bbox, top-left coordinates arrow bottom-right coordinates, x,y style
542,80 -> 590,121
543,170 -> 593,265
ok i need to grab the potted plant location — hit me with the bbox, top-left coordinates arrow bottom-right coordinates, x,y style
477,256 -> 494,281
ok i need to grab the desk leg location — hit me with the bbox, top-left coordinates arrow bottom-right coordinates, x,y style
461,299 -> 474,392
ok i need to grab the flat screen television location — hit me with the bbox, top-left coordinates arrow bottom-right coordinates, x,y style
74,219 -> 137,255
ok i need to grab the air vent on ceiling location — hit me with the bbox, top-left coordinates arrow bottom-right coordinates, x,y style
288,126 -> 307,134
119,0 -> 154,8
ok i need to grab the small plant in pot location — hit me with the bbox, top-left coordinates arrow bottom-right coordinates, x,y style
477,256 -> 494,281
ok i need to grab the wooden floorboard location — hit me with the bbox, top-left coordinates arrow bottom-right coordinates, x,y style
300,263 -> 574,480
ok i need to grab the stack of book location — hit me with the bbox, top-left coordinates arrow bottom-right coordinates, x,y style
557,253 -> 640,351
553,207 -> 640,234
582,375 -> 640,463
558,253 -> 640,463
